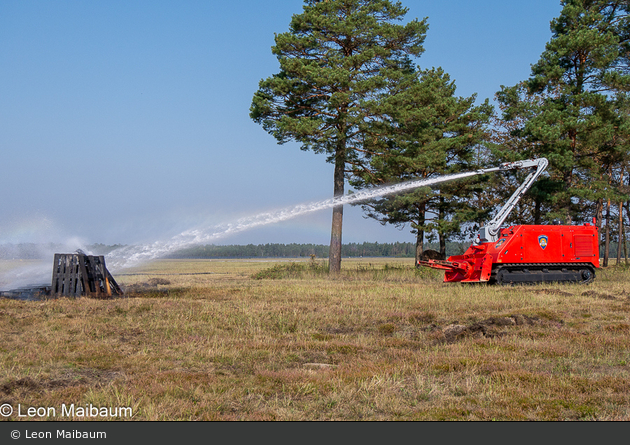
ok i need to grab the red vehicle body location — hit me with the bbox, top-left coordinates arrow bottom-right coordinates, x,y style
418,223 -> 599,284
415,158 -> 599,284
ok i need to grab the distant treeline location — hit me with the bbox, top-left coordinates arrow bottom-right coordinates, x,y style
164,242 -> 470,259
1,241 -> 456,260
0,243 -> 126,260
3,241 -> 626,260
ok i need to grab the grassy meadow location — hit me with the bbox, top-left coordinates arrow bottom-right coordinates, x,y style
1,257 -> 629,421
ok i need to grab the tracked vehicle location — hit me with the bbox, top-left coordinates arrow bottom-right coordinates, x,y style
417,158 -> 599,284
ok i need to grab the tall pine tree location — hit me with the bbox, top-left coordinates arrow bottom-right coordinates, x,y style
496,0 -> 630,227
349,67 -> 492,262
250,0 -> 427,273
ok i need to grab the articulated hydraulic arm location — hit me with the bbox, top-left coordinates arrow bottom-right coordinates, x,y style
410,158 -> 548,244
474,158 -> 548,244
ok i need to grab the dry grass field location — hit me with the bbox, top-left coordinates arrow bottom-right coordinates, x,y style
1,257 -> 629,421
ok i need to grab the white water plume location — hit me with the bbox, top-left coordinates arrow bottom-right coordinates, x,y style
0,261 -> 51,291
106,169 -> 481,271
0,237 -> 92,291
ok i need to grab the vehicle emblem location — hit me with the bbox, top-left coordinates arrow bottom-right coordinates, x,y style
495,238 -> 506,249
538,235 -> 548,250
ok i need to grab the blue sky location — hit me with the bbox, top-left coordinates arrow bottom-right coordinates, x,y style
0,0 -> 564,248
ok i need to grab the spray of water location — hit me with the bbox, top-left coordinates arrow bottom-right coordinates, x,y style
0,238 -> 92,290
106,170 -> 481,271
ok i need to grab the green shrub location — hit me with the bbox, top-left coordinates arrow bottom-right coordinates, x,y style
252,260 -> 328,280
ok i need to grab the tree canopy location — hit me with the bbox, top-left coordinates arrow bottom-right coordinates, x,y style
251,0 -> 428,272
349,67 -> 492,262
494,0 -> 630,264
495,0 -> 630,222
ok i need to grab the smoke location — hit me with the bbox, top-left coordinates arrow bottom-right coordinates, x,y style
0,261 -> 50,291
0,230 -> 92,291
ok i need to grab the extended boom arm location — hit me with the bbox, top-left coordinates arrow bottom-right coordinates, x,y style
475,158 -> 548,244
348,157 -> 548,244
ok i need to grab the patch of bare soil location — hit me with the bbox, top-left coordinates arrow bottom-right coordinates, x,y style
440,314 -> 542,343
580,290 -> 617,300
122,278 -> 172,294
508,287 -> 630,301
324,325 -> 357,335
511,288 -> 575,297
0,369 -> 123,399
147,278 -> 171,286
121,279 -> 176,298
0,377 -> 77,407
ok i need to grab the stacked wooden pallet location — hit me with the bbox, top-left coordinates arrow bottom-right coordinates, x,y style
51,252 -> 123,298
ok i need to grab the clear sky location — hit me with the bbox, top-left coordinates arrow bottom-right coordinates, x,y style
0,0 -> 564,249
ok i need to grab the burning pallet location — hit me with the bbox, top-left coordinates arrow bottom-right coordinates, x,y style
51,251 -> 123,298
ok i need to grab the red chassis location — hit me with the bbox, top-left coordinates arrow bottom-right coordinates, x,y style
418,223 -> 599,284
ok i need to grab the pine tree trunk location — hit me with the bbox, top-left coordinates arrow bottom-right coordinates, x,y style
534,197 -> 541,225
563,169 -> 573,224
603,198 -> 610,267
624,217 -> 628,266
617,201 -> 623,265
329,149 -> 345,274
438,197 -> 446,258
596,197 -> 604,261
415,229 -> 424,265
625,201 -> 630,265
414,204 -> 426,264
595,198 -> 603,229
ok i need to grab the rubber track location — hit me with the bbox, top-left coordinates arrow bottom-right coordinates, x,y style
490,262 -> 596,285
493,262 -> 597,269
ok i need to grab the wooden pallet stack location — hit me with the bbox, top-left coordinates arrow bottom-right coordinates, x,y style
51,252 -> 123,298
